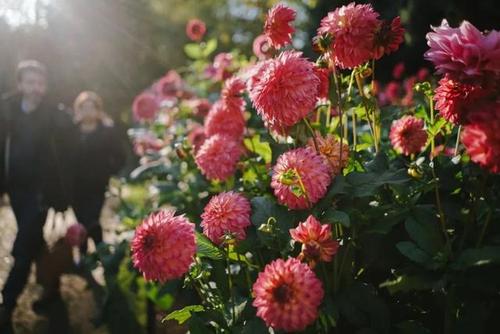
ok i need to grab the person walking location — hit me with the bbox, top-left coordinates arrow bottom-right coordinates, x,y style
0,60 -> 74,333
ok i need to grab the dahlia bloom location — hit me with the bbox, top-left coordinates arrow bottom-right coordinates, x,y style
317,2 -> 380,69
65,224 -> 87,247
389,116 -> 428,156
186,98 -> 212,118
392,62 -> 405,80
384,81 -> 402,105
425,19 -> 500,78
253,34 -> 273,60
314,66 -> 330,100
248,51 -> 320,134
373,17 -> 405,59
212,52 -> 234,81
434,74 -> 488,124
271,147 -> 331,210
221,76 -> 246,112
195,134 -> 243,181
461,102 -> 500,173
132,92 -> 158,121
131,210 -> 196,282
187,123 -> 206,154
204,100 -> 245,140
307,132 -> 349,176
290,215 -> 339,267
252,258 -> 324,332
201,191 -> 251,245
264,3 -> 296,49
155,70 -> 183,100
186,18 -> 206,42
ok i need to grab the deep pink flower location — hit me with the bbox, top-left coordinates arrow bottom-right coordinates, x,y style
290,215 -> 339,268
317,2 -> 380,69
154,70 -> 183,100
373,16 -> 405,59
248,51 -> 320,134
253,34 -> 273,60
392,62 -> 405,80
204,100 -> 245,140
187,123 -> 206,154
195,134 -> 242,181
131,210 -> 196,282
132,92 -> 158,121
212,53 -> 234,81
186,98 -> 212,118
434,74 -> 489,124
221,76 -> 246,112
462,102 -> 500,173
201,191 -> 251,245
425,19 -> 500,78
417,67 -> 430,81
252,258 -> 324,332
186,18 -> 206,42
390,116 -> 428,156
271,147 -> 331,210
65,224 -> 87,247
314,66 -> 330,100
385,81 -> 402,104
264,4 -> 296,49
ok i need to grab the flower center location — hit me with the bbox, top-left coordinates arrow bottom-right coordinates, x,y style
143,234 -> 156,250
273,283 -> 293,304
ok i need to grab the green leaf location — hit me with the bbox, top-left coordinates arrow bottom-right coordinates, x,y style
396,241 -> 431,265
195,232 -> 224,260
380,275 -> 433,295
184,43 -> 203,59
241,318 -> 269,334
404,216 -> 443,255
202,38 -> 218,57
395,320 -> 432,334
163,305 -> 204,324
451,247 -> 500,270
244,134 -> 272,164
323,209 -> 351,227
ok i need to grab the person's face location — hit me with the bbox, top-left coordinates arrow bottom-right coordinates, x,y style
78,100 -> 101,122
17,71 -> 47,100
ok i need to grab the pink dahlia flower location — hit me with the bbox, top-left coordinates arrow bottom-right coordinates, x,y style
212,52 -> 234,81
314,66 -> 330,100
186,98 -> 212,118
373,16 -> 405,59
425,19 -> 500,78
195,134 -> 242,181
201,191 -> 251,245
307,132 -> 349,176
434,74 -> 489,124
131,210 -> 196,282
390,116 -> 428,156
271,147 -> 331,210
204,100 -> 245,140
65,223 -> 87,247
264,3 -> 296,49
187,123 -> 206,154
290,215 -> 339,268
317,2 -> 380,69
154,70 -> 183,100
253,34 -> 273,60
252,258 -> 324,332
221,76 -> 246,112
462,102 -> 500,173
186,18 -> 206,42
392,62 -> 405,80
132,92 -> 158,121
248,51 -> 320,134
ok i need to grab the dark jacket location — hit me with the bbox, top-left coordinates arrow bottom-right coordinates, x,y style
72,123 -> 125,200
0,93 -> 76,210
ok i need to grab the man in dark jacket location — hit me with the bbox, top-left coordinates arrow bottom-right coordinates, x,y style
0,60 -> 75,332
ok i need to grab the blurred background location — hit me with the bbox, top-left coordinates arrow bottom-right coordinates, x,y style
1,0 -> 498,122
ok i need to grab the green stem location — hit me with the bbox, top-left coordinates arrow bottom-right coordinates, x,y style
454,125 -> 462,156
332,68 -> 346,167
431,166 -> 452,256
355,72 -> 378,152
303,118 -> 320,153
429,95 -> 435,158
225,245 -> 236,326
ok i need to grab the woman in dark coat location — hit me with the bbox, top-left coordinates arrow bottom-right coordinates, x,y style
72,91 -> 125,254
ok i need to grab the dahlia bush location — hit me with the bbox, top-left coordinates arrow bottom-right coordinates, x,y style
115,3 -> 500,333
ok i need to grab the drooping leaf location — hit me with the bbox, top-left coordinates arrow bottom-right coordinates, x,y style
244,134 -> 272,164
322,209 -> 351,227
195,232 -> 224,260
451,247 -> 500,270
163,305 -> 205,324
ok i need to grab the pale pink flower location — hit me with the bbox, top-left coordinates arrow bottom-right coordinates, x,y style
186,19 -> 206,42
132,92 -> 158,121
204,100 -> 245,140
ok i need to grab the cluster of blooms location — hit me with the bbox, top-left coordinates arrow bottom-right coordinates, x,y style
315,2 -> 404,69
426,20 -> 500,172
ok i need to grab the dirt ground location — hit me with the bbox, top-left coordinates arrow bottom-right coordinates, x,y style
0,195 -> 122,334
